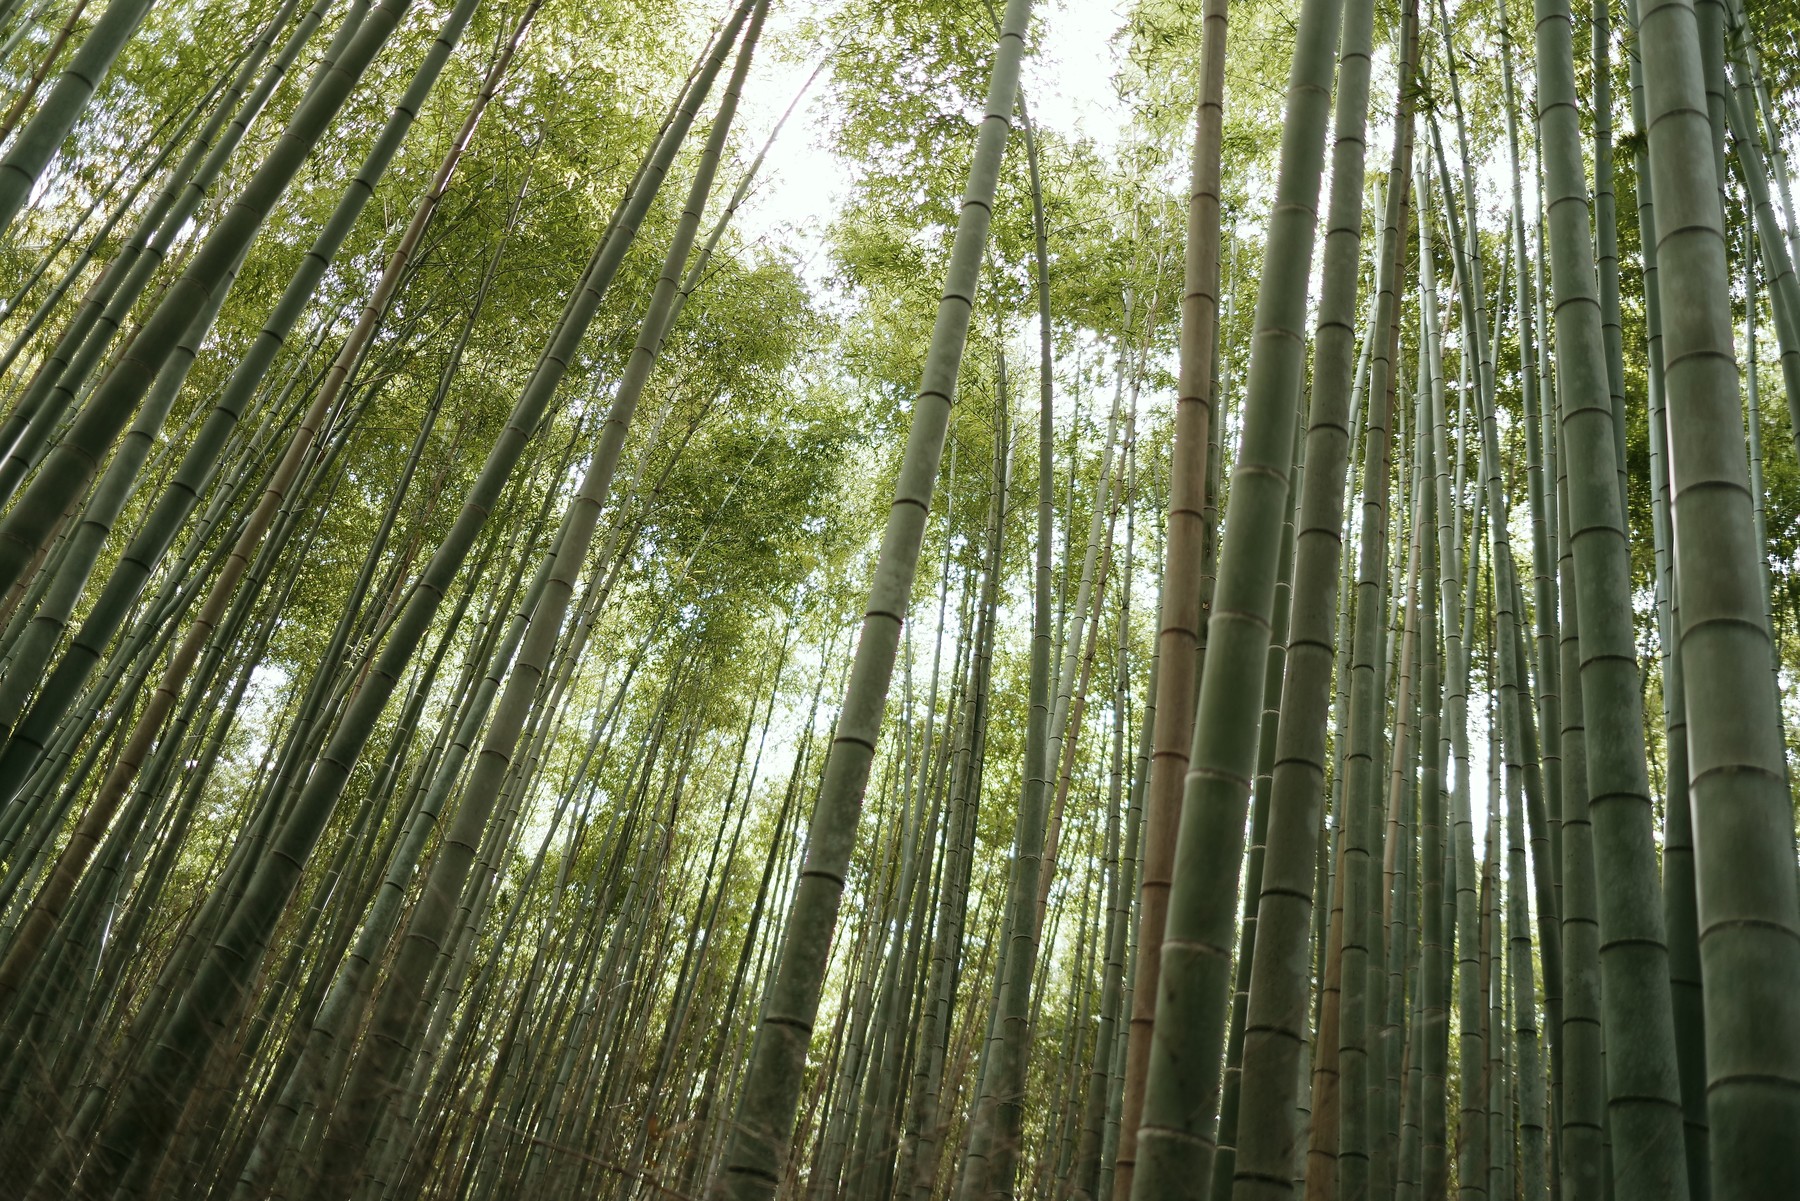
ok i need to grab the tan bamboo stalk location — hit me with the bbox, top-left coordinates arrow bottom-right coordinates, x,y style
1112,4 -> 1226,1192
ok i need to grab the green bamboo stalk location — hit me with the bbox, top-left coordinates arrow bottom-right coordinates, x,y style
905,535 -> 1003,1201
1501,16 -> 1565,1126
0,0 -> 95,148
1540,0 -> 1692,1193
1635,2 -> 1800,1197
1127,0 -> 1346,1191
1418,342 -> 1447,1201
1302,158 -> 1384,1198
1615,19 -> 1710,1193
1378,345 -> 1426,1201
1101,558 -> 1157,1201
0,0 -> 154,241
1336,13 -> 1415,1201
0,75 -> 209,385
1037,295 -> 1129,935
1210,397 -> 1306,1201
1743,234 -> 1779,700
1071,537 -> 1146,1201
1424,125 -> 1487,1199
1507,632 -> 1549,1201
1594,0 -> 1631,517
1481,722 -> 1504,1201
955,381 -> 1051,1199
1721,0 -> 1800,267
1412,156 -> 1450,1201
1719,22 -> 1800,500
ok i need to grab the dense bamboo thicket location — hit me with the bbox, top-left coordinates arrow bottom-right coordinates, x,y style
0,0 -> 1792,1198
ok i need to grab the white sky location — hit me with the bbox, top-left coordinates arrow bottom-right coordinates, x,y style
730,0 -> 1134,282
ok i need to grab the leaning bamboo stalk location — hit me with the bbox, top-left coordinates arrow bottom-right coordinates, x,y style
0,0 -> 413,594
956,335 -> 1059,1199
0,0 -> 524,1009
71,8 -> 759,1189
706,2 -> 1033,1196
0,0 -> 327,604
0,0 -> 154,242
0,0 -> 95,147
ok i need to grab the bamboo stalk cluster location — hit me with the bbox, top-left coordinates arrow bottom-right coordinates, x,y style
0,1 -> 1788,1200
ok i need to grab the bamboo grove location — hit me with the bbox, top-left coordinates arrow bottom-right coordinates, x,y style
0,0 -> 1790,1197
